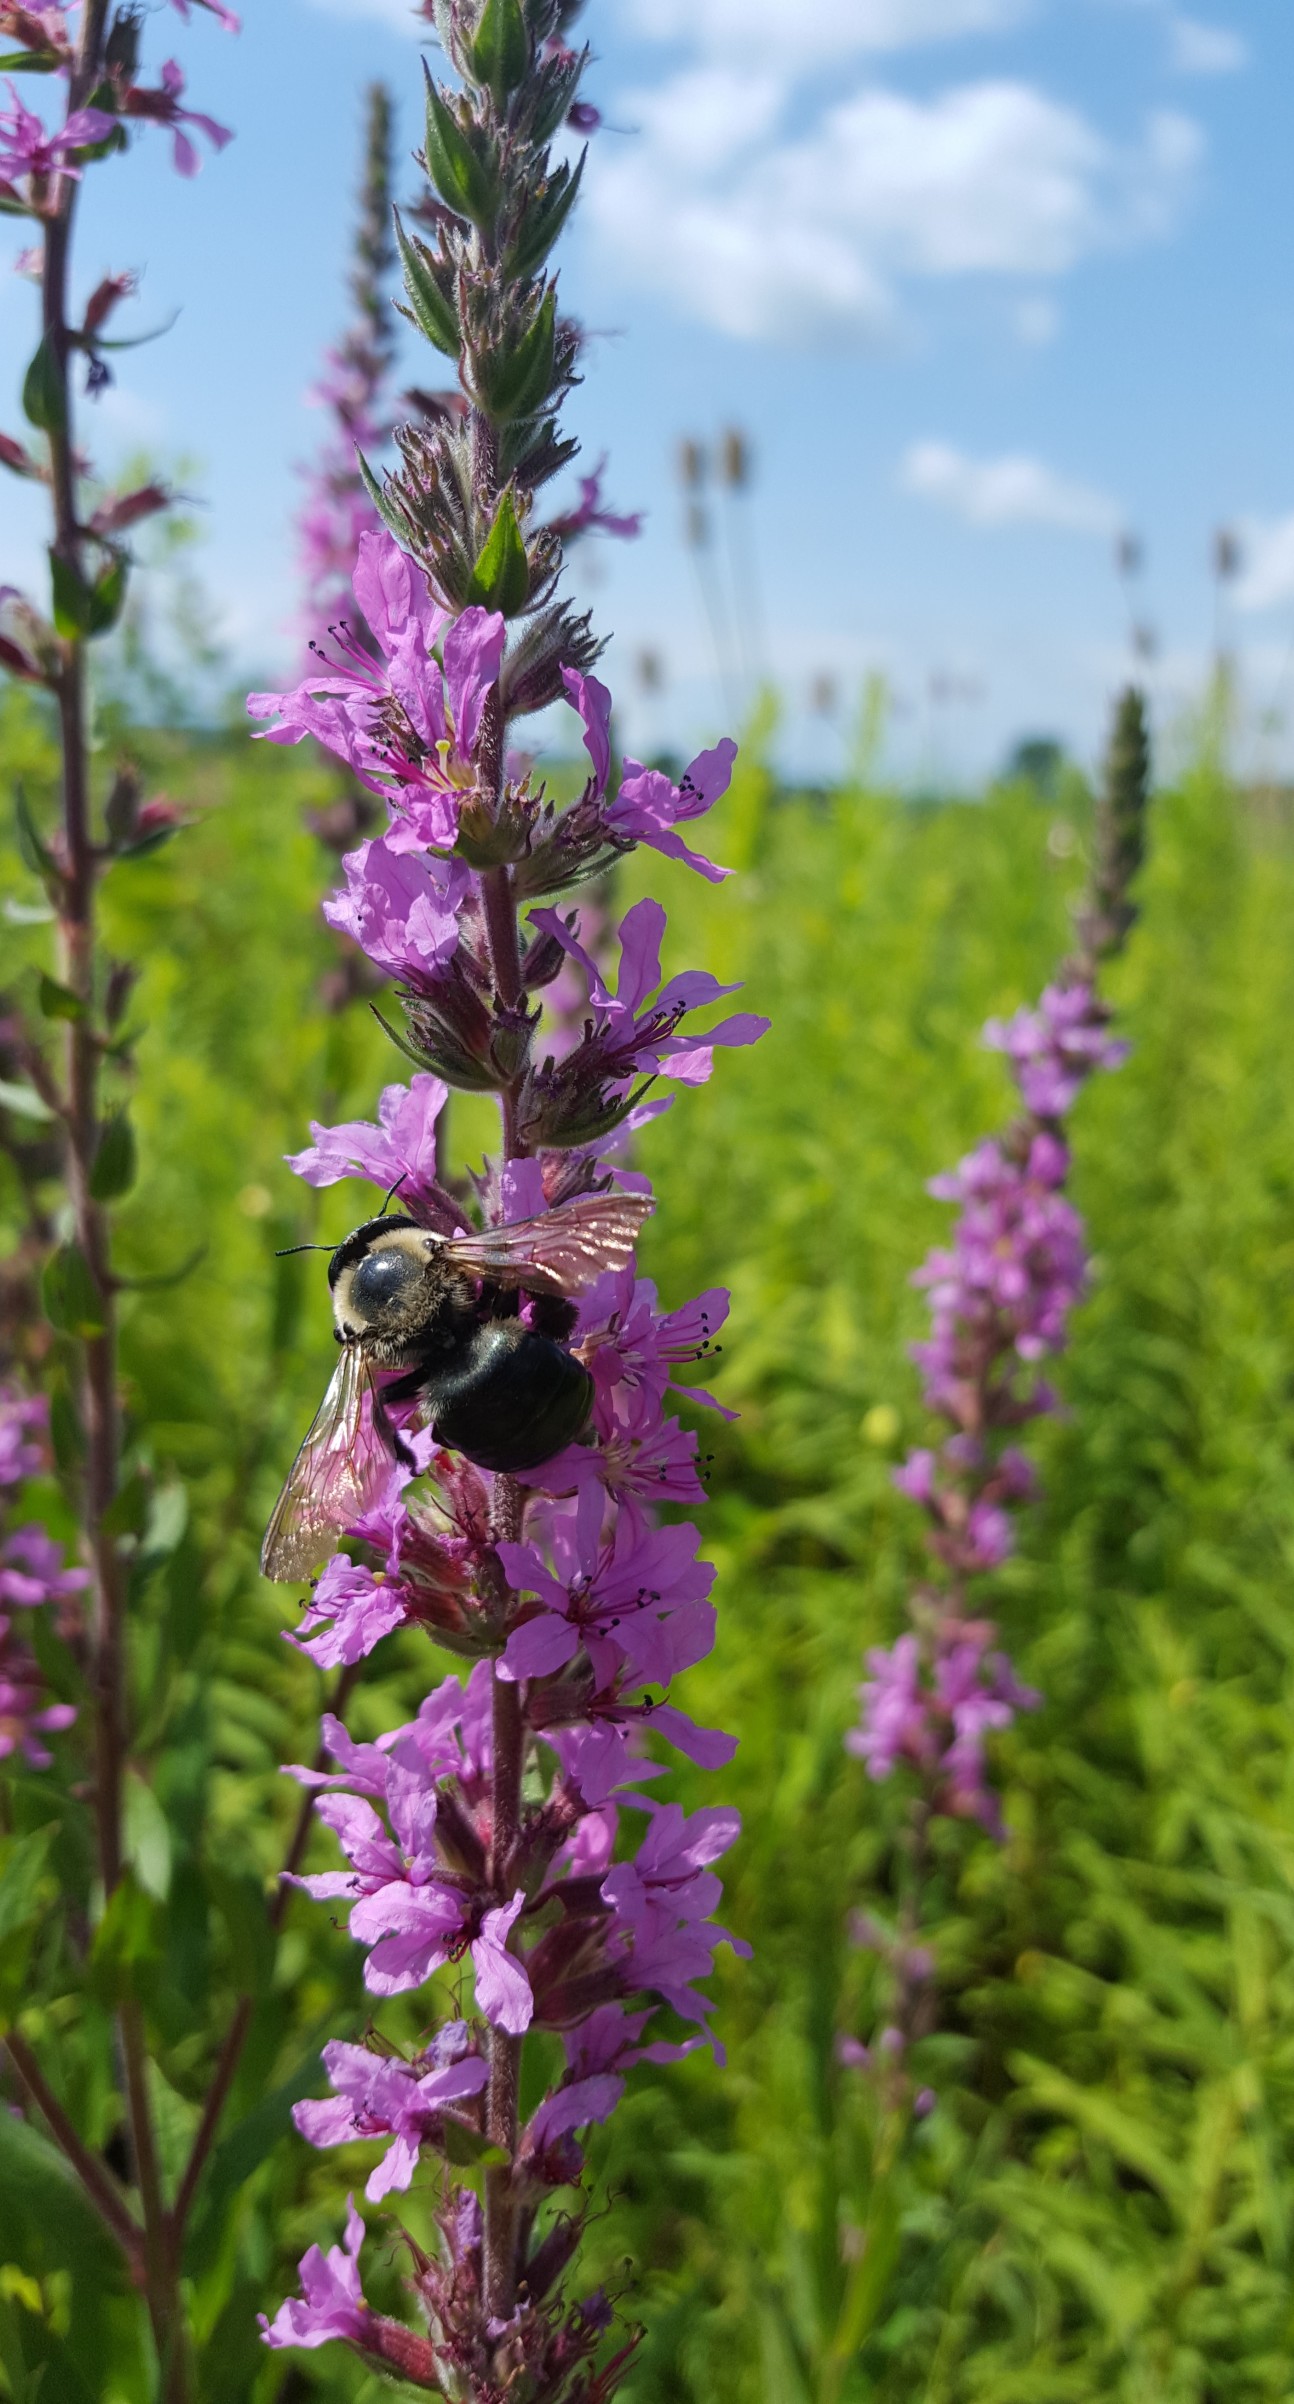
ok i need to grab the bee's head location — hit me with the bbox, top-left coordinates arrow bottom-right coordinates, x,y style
328,1216 -> 449,1360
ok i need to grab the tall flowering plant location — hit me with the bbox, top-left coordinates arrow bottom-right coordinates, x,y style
841,690 -> 1151,2134
297,79 -> 399,655
0,6 -> 236,2396
251,3 -> 765,2389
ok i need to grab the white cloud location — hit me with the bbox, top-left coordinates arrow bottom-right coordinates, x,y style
900,440 -> 1120,535
1168,14 -> 1248,73
619,0 -> 1029,68
588,77 -> 1202,343
1233,516 -> 1294,612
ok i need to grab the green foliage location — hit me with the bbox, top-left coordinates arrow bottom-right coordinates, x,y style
5,682 -> 1294,2399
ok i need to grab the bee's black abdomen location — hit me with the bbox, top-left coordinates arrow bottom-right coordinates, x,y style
424,1321 -> 593,1473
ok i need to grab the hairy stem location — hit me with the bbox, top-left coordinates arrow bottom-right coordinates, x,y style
39,19 -> 182,2385
484,1478 -> 525,2320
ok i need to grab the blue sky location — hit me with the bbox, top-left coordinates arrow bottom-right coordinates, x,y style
3,0 -> 1288,780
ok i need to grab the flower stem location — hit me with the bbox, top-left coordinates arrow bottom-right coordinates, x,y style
485,1476 -> 525,2321
38,22 -> 181,2382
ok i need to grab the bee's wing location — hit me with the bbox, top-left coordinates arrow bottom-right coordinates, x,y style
439,1190 -> 654,1298
260,1346 -> 394,1583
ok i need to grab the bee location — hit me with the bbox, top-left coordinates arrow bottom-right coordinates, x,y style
260,1188 -> 652,1583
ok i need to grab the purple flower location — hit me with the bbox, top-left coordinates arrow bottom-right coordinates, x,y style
287,1073 -> 450,1216
0,1615 -> 76,1769
0,1525 -> 90,1612
249,532 -> 504,851
290,1554 -> 411,1669
548,458 -> 642,544
120,59 -> 232,178
556,671 -> 735,881
0,1387 -> 48,1488
0,83 -> 115,186
523,897 -> 768,1148
984,979 -> 1129,1119
575,1269 -> 734,1427
847,1634 -> 936,1781
167,0 -> 240,31
294,2035 -> 487,2201
322,839 -> 469,982
563,667 -> 613,798
604,744 -> 737,884
260,2195 -> 369,2351
601,1800 -> 741,1938
496,1482 -> 714,1685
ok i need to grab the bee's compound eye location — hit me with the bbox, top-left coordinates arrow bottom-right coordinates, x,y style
350,1247 -> 418,1318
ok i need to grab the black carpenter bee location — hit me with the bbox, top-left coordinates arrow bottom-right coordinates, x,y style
260,1189 -> 652,1583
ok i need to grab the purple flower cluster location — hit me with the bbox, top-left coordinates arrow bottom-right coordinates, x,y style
0,1383 -> 81,1769
851,977 -> 1126,1832
258,516 -> 763,2383
0,4 -> 232,208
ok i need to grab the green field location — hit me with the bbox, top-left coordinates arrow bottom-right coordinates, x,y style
4,684 -> 1294,2402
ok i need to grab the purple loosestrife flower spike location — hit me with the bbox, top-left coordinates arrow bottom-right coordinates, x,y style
841,688 -> 1151,2121
256,6 -> 766,2392
297,84 -> 399,648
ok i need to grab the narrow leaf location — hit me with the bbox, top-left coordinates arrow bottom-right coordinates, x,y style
21,334 -> 64,434
42,1242 -> 106,1339
423,64 -> 498,227
37,972 -> 85,1022
88,1109 -> 135,1200
49,551 -> 93,639
467,488 -> 530,616
394,208 -> 459,358
471,0 -> 529,102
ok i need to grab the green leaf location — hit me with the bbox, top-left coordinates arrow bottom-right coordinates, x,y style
13,783 -> 61,897
0,47 -> 63,68
88,1109 -> 135,1200
21,334 -> 63,435
505,154 -> 584,283
467,488 -> 530,616
423,64 -> 499,228
100,1471 -> 150,1540
439,2120 -> 509,2170
393,208 -> 460,358
0,2115 -> 123,2391
140,1481 -> 188,1564
85,554 -> 127,636
123,1774 -> 171,1903
183,2045 -> 339,2277
0,1828 -> 58,2019
356,448 -> 416,546
88,1867 -> 161,2003
49,551 -> 93,640
473,288 -> 557,425
37,972 -> 85,1022
470,0 -> 529,103
0,1078 -> 53,1123
42,1243 -> 106,1339
0,1828 -> 56,1954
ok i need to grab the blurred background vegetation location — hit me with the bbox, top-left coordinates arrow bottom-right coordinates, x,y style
4,674 -> 1294,2402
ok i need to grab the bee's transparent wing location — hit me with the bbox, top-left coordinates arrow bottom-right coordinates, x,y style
260,1345 -> 394,1583
439,1191 -> 655,1297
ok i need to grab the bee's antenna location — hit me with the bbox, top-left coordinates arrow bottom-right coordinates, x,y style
274,1242 -> 334,1257
380,1173 -> 409,1216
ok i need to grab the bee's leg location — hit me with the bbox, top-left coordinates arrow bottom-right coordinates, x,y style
372,1368 -> 426,1470
528,1291 -> 578,1341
